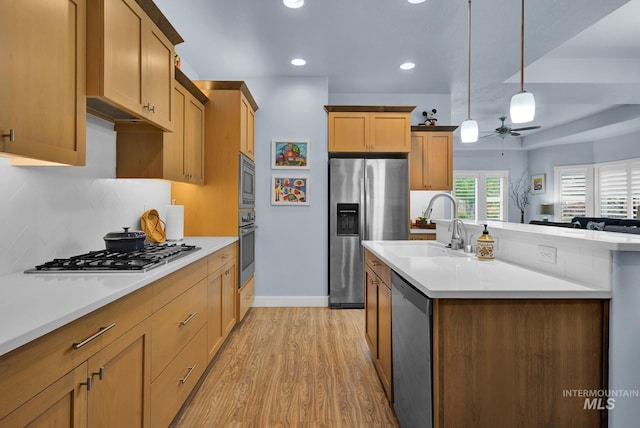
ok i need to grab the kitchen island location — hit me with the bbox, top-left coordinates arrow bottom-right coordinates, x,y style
0,236 -> 239,427
363,239 -> 611,428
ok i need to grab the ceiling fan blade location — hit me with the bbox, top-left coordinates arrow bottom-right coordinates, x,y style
511,125 -> 541,132
509,132 -> 521,136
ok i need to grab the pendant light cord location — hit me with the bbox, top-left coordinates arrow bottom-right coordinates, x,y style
467,0 -> 472,119
519,0 -> 525,93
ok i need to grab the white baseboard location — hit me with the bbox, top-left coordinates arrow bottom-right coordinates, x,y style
252,296 -> 329,307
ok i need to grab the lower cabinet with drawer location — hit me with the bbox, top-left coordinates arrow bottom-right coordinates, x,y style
0,287 -> 153,427
0,243 -> 240,427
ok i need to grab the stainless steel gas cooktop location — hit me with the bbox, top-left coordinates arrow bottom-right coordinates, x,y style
24,242 -> 201,273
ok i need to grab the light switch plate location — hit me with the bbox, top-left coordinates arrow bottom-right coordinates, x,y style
537,245 -> 557,264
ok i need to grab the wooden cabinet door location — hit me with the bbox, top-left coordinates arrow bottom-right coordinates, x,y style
87,320 -> 151,428
222,261 -> 237,338
240,94 -> 255,160
207,266 -> 224,361
328,112 -> 369,152
144,22 -> 174,131
425,132 -> 453,190
364,265 -> 378,356
163,84 -> 187,182
185,95 -> 205,184
0,363 -> 88,427
0,0 -> 86,166
377,281 -> 392,400
370,112 -> 411,152
101,0 -> 145,116
410,131 -> 453,190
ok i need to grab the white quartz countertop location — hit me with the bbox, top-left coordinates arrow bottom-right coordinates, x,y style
0,237 -> 237,357
433,219 -> 640,251
362,240 -> 611,299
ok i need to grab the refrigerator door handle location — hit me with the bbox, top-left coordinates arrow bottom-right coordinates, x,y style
360,177 -> 366,242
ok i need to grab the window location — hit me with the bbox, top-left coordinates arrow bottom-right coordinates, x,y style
555,158 -> 640,221
554,166 -> 593,221
454,171 -> 508,221
596,159 -> 640,219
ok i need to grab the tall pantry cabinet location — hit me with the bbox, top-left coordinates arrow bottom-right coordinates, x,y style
171,81 -> 258,321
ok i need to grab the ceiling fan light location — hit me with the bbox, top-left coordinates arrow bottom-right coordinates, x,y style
510,91 -> 535,123
460,119 -> 478,143
283,0 -> 304,9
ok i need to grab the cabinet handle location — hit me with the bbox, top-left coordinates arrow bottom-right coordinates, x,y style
221,253 -> 230,259
72,323 -> 116,349
180,312 -> 198,326
2,129 -> 15,142
371,261 -> 380,266
371,279 -> 379,286
91,367 -> 105,381
80,377 -> 93,391
143,102 -> 156,113
178,365 -> 197,384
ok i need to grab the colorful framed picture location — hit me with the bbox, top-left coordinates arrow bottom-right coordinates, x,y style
272,175 -> 309,205
531,173 -> 546,195
271,140 -> 309,169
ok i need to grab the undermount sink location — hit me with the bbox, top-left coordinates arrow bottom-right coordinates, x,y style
382,242 -> 471,258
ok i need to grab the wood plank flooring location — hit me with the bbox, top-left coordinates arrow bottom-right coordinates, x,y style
172,307 -> 399,427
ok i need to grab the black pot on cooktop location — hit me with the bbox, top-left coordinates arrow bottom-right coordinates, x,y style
103,227 -> 146,252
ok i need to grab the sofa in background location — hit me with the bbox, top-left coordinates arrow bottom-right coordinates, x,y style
529,216 -> 640,234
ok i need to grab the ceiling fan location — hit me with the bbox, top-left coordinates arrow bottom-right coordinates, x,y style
481,116 -> 541,139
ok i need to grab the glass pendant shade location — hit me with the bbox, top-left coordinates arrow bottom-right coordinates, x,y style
510,91 -> 535,123
460,119 -> 478,143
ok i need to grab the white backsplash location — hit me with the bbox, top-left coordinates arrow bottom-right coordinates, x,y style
0,115 -> 171,275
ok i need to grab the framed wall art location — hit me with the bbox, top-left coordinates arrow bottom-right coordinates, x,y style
531,173 -> 546,195
272,175 -> 309,205
271,140 -> 309,169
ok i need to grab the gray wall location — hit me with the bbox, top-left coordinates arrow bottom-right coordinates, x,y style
248,77 -> 329,304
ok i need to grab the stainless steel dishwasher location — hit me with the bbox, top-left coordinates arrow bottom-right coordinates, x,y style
391,271 -> 433,428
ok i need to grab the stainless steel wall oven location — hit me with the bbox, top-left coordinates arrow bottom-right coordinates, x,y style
238,210 -> 256,286
239,154 -> 255,209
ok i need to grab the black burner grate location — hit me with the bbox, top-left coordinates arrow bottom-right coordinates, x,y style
26,243 -> 200,273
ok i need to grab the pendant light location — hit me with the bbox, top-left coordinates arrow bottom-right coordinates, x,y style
510,0 -> 535,123
460,0 -> 478,143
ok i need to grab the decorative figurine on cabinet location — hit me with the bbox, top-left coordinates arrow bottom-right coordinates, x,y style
422,109 -> 438,126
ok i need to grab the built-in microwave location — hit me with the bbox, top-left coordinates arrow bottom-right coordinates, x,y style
239,154 -> 255,209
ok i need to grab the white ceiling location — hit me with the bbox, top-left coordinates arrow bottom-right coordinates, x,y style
153,0 -> 640,150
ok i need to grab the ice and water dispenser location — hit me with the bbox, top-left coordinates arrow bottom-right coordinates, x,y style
336,203 -> 359,236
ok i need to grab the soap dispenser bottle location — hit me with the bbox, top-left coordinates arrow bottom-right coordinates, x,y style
477,224 -> 495,260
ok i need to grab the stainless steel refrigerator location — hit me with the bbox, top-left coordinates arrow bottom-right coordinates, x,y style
329,158 -> 409,308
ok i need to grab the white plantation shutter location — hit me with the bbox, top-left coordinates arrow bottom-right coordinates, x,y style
559,171 -> 587,221
486,177 -> 504,220
598,167 -> 628,218
631,165 -> 640,218
454,177 -> 477,220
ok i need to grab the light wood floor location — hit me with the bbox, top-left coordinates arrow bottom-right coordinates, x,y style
173,307 -> 399,427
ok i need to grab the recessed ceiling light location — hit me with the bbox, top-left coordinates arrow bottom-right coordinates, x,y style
291,58 -> 306,66
400,62 -> 415,70
408,0 -> 426,4
283,0 -> 304,8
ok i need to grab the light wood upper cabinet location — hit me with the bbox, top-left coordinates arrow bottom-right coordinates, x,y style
87,0 -> 182,131
325,106 -> 414,153
115,72 -> 207,184
163,77 -> 206,184
240,94 -> 256,159
410,128 -> 455,191
0,0 -> 86,166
